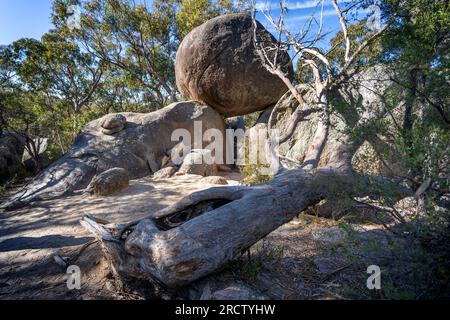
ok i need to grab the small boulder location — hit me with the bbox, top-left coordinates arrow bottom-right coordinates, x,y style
200,176 -> 228,185
153,167 -> 177,180
178,149 -> 218,177
101,114 -> 127,135
86,167 -> 129,196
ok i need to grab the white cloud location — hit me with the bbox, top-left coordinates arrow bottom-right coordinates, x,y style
255,0 -> 353,11
255,0 -> 320,11
286,1 -> 322,10
287,8 -> 337,22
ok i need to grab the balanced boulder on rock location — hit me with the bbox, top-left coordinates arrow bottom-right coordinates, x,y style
101,114 -> 127,135
175,14 -> 293,117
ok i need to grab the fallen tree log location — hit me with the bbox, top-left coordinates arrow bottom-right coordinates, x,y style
81,168 -> 411,288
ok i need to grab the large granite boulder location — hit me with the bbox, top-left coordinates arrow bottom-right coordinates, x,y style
175,14 -> 293,117
2,101 -> 225,210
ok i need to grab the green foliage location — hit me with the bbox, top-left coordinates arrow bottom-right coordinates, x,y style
241,162 -> 272,186
322,2 -> 450,299
176,0 -> 234,38
50,0 -> 242,109
0,0 -> 246,172
0,0 -> 448,299
328,20 -> 384,71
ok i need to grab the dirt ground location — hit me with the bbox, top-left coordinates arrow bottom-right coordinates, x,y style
0,172 -> 414,300
0,173 -> 243,299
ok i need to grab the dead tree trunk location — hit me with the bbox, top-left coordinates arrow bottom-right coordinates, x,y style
80,68 -> 412,289
79,64 -> 408,289
82,167 -> 410,288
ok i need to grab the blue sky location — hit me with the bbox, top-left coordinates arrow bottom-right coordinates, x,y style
0,0 -> 54,45
0,0 -> 357,49
256,0 -> 347,49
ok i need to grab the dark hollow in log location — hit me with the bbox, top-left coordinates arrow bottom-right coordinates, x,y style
154,199 -> 233,231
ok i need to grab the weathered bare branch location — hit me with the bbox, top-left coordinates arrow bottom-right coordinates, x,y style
332,0 -> 351,62
251,1 -> 307,108
334,24 -> 390,87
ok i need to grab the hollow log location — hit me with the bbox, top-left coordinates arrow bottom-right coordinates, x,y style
81,168 -> 411,288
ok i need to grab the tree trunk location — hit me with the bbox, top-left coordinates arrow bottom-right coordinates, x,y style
81,168 -> 411,288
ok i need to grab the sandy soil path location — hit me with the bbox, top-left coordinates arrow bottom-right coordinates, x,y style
0,173 -> 241,299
